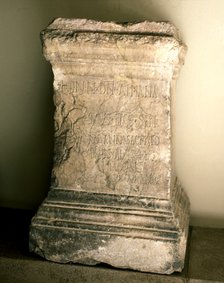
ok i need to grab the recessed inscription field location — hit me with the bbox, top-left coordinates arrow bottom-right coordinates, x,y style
53,76 -> 169,196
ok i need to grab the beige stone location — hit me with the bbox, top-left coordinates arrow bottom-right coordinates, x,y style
29,18 -> 190,274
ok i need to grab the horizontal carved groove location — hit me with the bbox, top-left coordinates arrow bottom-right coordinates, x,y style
32,223 -> 176,242
35,216 -> 178,234
38,205 -> 176,232
49,58 -> 180,75
37,202 -> 177,233
49,188 -> 171,211
36,189 -> 184,241
32,218 -> 178,242
44,200 -> 172,217
53,187 -> 169,200
53,59 -> 171,67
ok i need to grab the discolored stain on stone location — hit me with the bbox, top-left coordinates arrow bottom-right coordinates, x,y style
29,18 -> 190,274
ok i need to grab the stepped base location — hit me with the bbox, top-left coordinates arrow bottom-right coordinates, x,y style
29,179 -> 190,274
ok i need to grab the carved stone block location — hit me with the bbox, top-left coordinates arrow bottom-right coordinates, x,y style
29,19 -> 190,274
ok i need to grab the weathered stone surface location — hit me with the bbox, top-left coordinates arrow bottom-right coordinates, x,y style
29,18 -> 190,274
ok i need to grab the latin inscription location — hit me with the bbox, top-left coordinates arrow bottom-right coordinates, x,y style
58,79 -> 167,99
87,134 -> 160,146
55,78 -> 168,195
85,112 -> 158,129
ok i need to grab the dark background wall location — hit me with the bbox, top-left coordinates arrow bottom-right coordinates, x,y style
1,0 -> 224,228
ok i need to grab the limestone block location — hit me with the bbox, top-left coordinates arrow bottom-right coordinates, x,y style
29,18 -> 190,274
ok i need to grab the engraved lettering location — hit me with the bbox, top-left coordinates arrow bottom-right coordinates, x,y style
86,134 -> 160,147
85,112 -> 158,130
58,79 -> 166,99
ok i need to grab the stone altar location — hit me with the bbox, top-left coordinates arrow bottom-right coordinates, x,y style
29,18 -> 190,274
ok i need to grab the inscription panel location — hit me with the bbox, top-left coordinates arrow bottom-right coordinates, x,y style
52,77 -> 170,198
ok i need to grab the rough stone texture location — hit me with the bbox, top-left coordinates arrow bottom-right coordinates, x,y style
29,18 -> 190,274
3,208 -> 224,282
